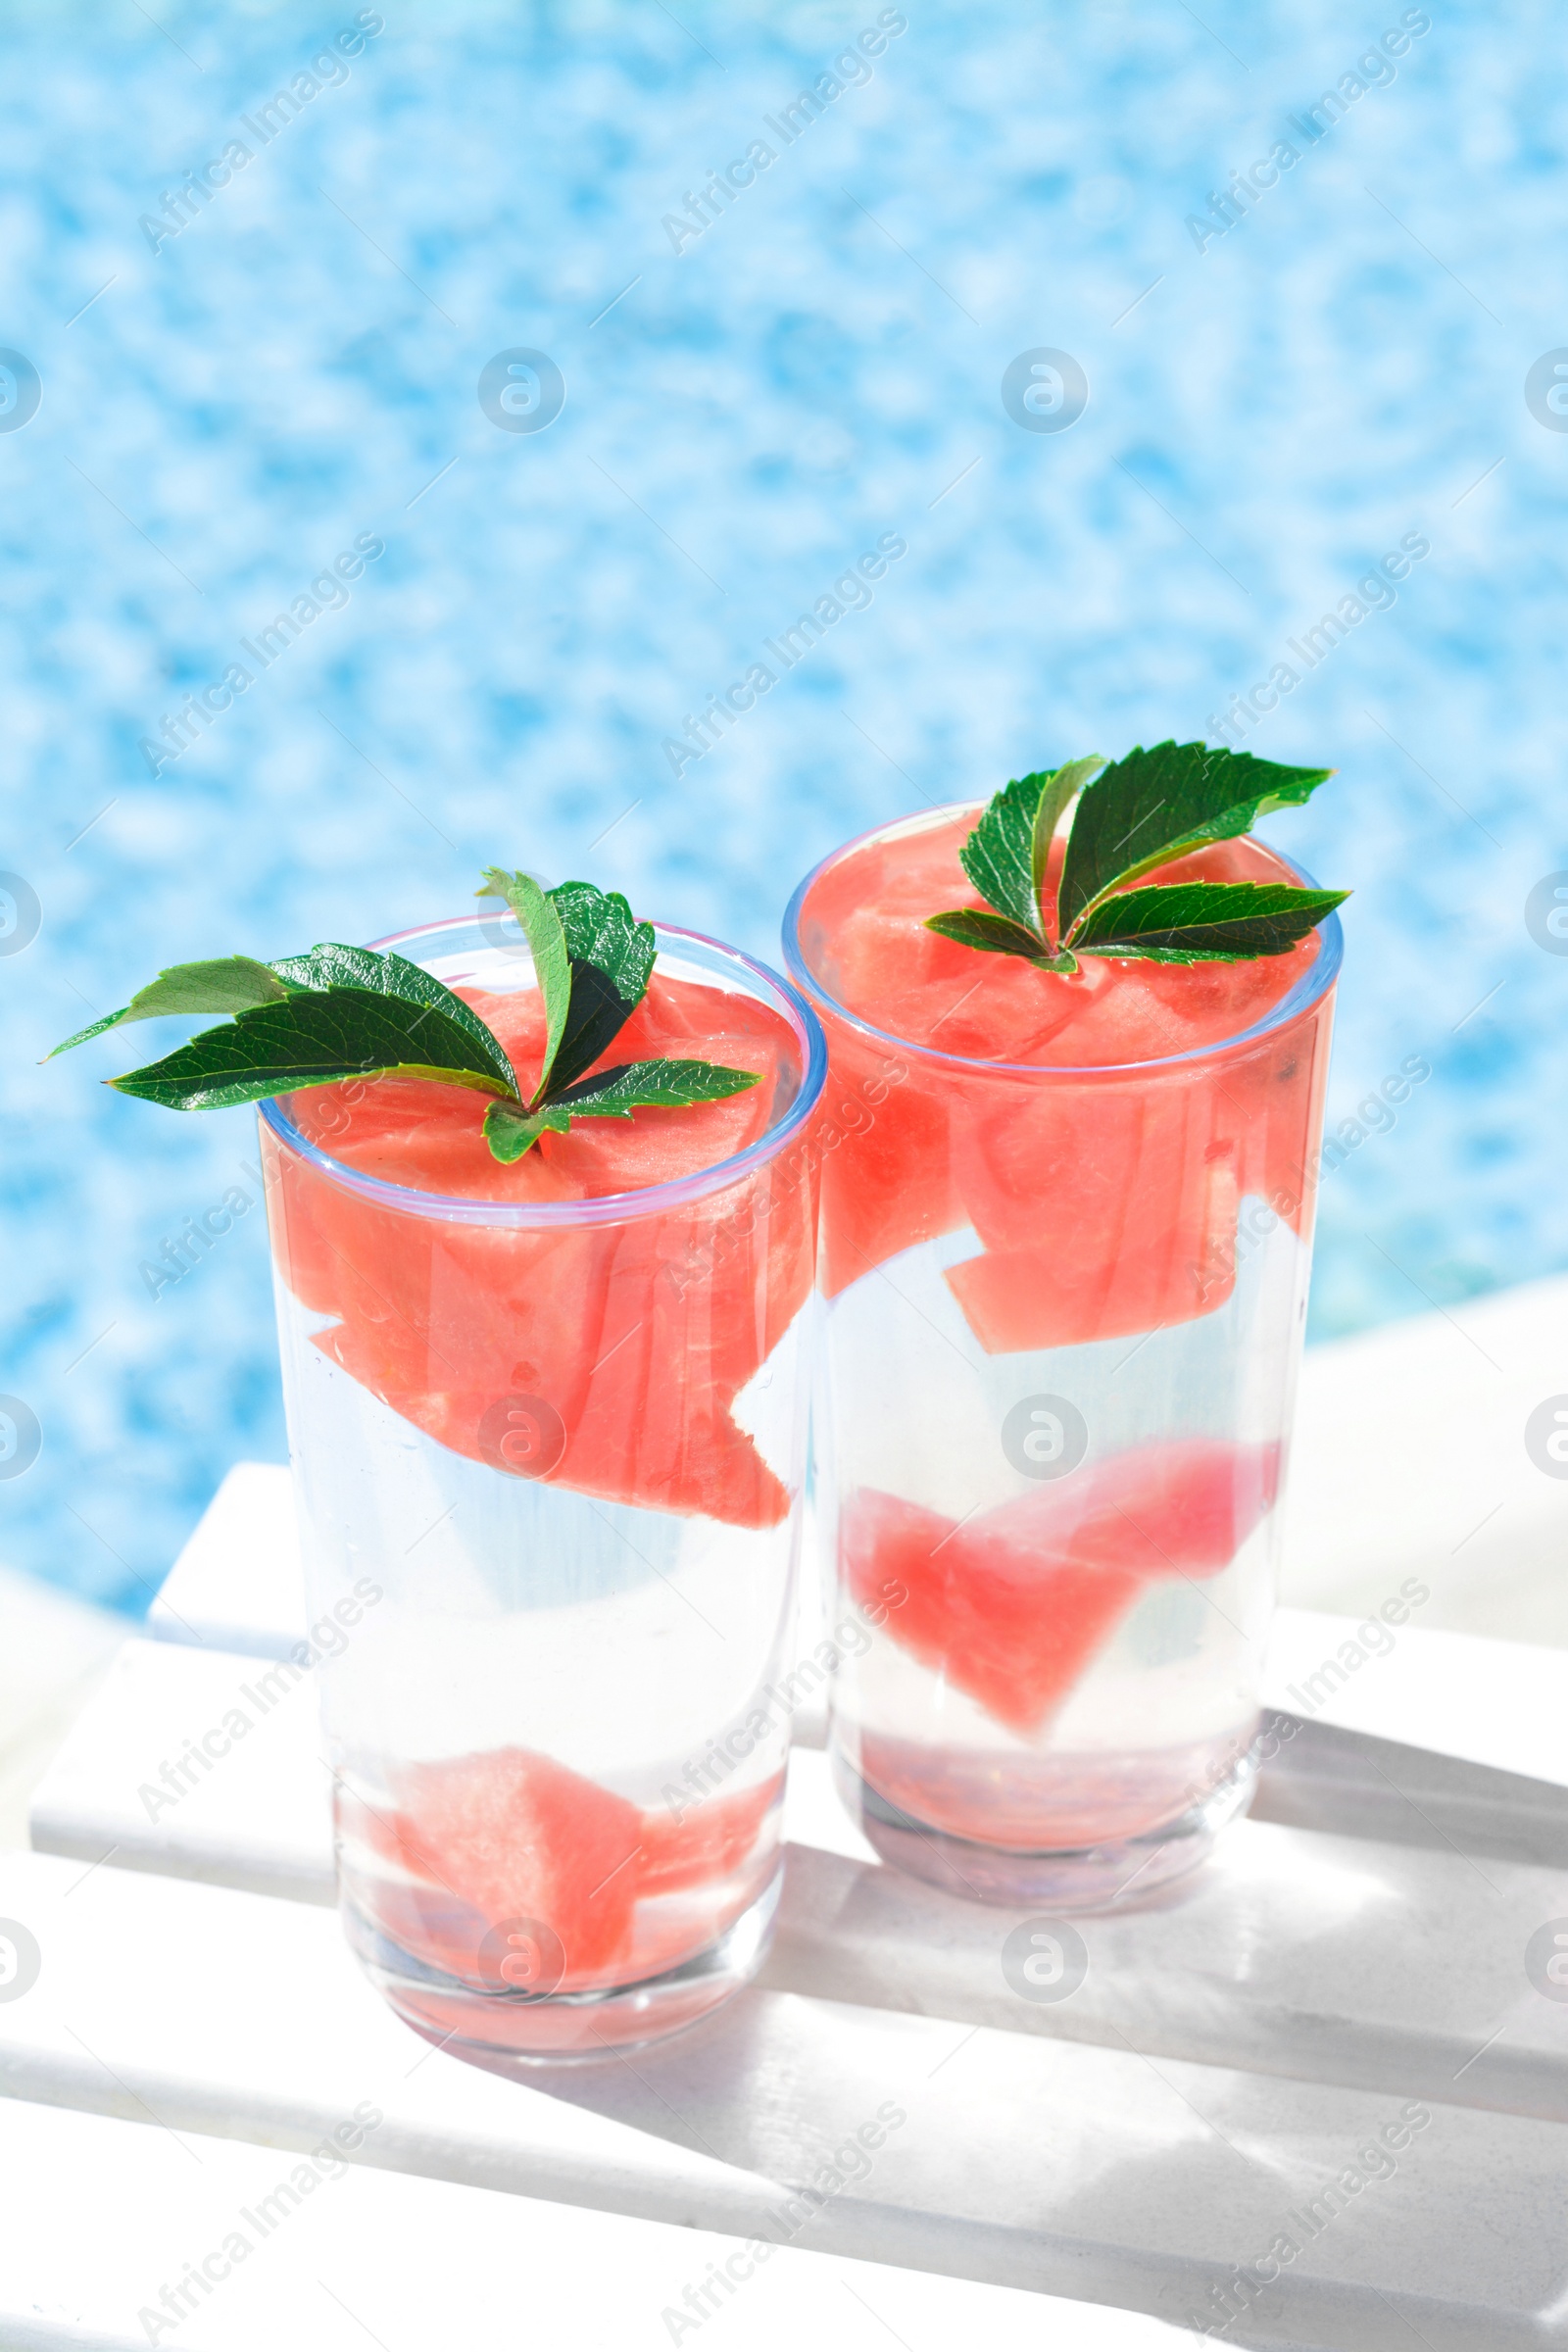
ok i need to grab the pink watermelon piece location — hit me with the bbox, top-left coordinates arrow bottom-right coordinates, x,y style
942,1142 -> 1239,1352
637,1778 -> 779,1890
264,973 -> 812,1527
367,1745 -> 782,1992
843,1439 -> 1280,1734
386,1746 -> 645,1980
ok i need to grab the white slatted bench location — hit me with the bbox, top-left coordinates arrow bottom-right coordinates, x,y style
8,1453 -> 1568,2348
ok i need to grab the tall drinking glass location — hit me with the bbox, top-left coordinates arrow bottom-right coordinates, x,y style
784,808 -> 1340,1908
259,915 -> 824,2058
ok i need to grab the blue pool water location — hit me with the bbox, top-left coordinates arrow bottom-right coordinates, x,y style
4,1 -> 1564,1609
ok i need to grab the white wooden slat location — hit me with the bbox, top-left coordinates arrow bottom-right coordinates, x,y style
0,2096 -> 1182,2352
0,1848 -> 1564,2348
0,1567 -> 121,1849
26,1637 -> 1568,2123
29,1638 -> 337,1902
1262,1609 -> 1568,1784
148,1463 -> 304,1661
1247,1707 -> 1568,1872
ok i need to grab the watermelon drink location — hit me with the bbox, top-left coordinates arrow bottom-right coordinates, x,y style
783,750 -> 1342,1907
258,912 -> 825,2057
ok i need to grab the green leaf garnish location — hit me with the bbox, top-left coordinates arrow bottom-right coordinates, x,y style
107,988 -> 514,1111
926,738 -> 1345,975
473,873 -> 661,1103
551,1058 -> 761,1117
952,758 -> 1103,946
545,888 -> 658,1091
477,870 -> 571,1098
269,943 -> 517,1097
47,956 -> 289,1055
548,881 -> 658,1009
550,958 -> 644,1099
500,882 -> 755,1152
957,773 -> 1054,935
1029,756 -> 1104,944
1058,741 -> 1336,936
1069,880 -> 1348,963
924,907 -> 1068,966
482,1100 -> 572,1163
56,869 -> 765,1167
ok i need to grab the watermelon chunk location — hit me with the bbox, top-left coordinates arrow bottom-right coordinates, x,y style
638,1778 -> 779,1889
843,1438 -> 1280,1734
385,1746 -> 645,1980
362,1745 -> 782,1993
942,1145 -> 1240,1351
263,973 -> 812,1527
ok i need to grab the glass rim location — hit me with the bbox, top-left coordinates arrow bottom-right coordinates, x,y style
257,915 -> 828,1229
781,802 -> 1343,1080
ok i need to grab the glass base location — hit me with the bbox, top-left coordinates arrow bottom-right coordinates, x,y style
344,1865 -> 781,2064
835,1744 -> 1258,1911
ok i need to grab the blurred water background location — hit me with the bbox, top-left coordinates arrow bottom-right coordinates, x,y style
3,0 -> 1564,1610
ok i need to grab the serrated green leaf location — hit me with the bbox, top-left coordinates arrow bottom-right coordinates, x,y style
1069,879 -> 1348,963
1059,741 -> 1336,938
267,942 -> 409,993
482,1059 -> 760,1161
925,907 -> 1069,965
957,774 -> 1051,934
1030,756 -> 1104,942
517,881 -> 660,1103
269,943 -> 516,1097
108,988 -> 516,1111
551,1057 -> 762,1116
956,760 -> 1104,944
545,959 -> 642,1098
482,1100 -> 571,1162
48,956 -> 289,1056
476,868 -> 571,1103
546,881 -> 657,1008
